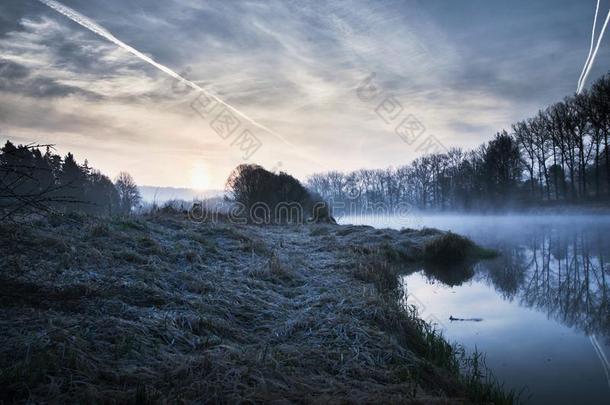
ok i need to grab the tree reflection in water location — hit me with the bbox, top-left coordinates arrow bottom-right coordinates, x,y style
474,224 -> 610,344
421,261 -> 476,287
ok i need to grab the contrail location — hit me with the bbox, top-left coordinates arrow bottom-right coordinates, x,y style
589,334 -> 610,389
578,1 -> 610,94
577,0 -> 600,91
36,0 -> 295,147
579,10 -> 610,93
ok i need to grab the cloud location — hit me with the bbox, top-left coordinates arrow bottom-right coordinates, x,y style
0,0 -> 607,187
0,58 -> 103,99
0,15 -> 167,101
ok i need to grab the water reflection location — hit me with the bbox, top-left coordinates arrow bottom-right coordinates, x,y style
474,225 -> 610,343
342,215 -> 610,403
421,261 -> 475,287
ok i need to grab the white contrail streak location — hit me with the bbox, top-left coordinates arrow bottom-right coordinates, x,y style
578,2 -> 610,94
589,334 -> 610,389
577,0 -> 600,91
579,10 -> 610,93
36,0 -> 294,147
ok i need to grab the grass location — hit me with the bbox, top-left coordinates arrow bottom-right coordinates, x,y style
344,229 -> 514,403
0,213 -> 513,403
89,223 -> 111,237
459,349 -> 520,404
353,259 -> 399,292
423,232 -> 499,264
351,256 -> 517,404
379,242 -> 412,263
114,217 -> 148,231
309,225 -> 332,236
240,235 -> 270,256
113,248 -> 148,264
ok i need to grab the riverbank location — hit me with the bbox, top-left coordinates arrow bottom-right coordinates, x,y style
0,213 -> 512,403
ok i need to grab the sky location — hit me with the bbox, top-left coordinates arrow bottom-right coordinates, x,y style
0,0 -> 608,189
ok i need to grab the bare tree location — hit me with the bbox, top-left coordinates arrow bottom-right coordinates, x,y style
513,120 -> 537,200
115,172 -> 141,215
590,76 -> 610,197
306,73 -> 610,211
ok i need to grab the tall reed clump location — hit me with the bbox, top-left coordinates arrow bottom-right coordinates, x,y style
423,232 -> 498,264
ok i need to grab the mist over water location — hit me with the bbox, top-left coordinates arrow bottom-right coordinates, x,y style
339,214 -> 610,405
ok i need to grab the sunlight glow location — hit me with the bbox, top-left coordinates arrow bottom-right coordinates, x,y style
190,163 -> 210,190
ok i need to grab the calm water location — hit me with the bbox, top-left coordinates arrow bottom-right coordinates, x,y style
339,214 -> 610,405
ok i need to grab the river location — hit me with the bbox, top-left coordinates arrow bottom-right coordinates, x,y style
339,214 -> 610,405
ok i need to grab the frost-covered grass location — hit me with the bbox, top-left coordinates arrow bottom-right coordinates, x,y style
0,213 -> 511,403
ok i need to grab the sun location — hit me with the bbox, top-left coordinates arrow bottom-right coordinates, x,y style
190,163 -> 210,190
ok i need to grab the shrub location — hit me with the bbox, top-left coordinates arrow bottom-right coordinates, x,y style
423,232 -> 474,264
423,232 -> 498,264
225,164 -> 334,224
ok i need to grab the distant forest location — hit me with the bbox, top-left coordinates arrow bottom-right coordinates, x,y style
308,74 -> 610,213
0,142 -> 141,218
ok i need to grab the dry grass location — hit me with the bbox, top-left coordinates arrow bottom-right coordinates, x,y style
423,232 -> 475,264
353,258 -> 399,292
0,214 -> 510,404
423,232 -> 498,266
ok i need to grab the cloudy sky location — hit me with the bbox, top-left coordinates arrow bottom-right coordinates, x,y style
0,0 -> 608,189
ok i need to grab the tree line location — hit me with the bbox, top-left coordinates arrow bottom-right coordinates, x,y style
307,74 -> 610,213
0,141 -> 141,218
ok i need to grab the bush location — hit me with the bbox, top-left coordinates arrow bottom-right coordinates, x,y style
423,232 -> 497,264
225,164 -> 334,224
